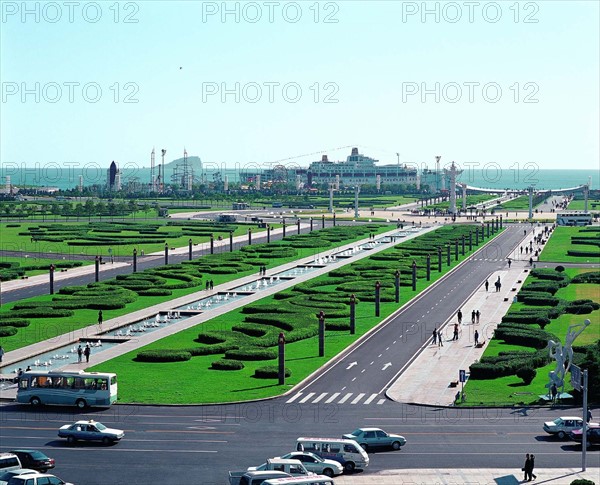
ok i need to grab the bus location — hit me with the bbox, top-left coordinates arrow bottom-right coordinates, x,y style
16,370 -> 118,409
556,211 -> 593,226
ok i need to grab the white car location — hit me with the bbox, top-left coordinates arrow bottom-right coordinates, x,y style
543,416 -> 597,439
276,452 -> 344,477
6,474 -> 73,485
0,470 -> 40,485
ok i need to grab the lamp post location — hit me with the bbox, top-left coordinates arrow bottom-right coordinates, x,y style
375,281 -> 381,317
438,247 -> 442,272
394,270 -> 400,303
349,294 -> 356,335
318,311 -> 325,357
210,234 -> 214,255
267,224 -> 271,243
49,264 -> 55,295
188,238 -> 193,260
133,248 -> 137,273
282,218 -> 286,238
164,243 -> 169,265
412,260 -> 417,291
297,218 -> 301,235
321,214 -> 325,229
278,332 -> 286,385
229,231 -> 233,252
94,255 -> 99,282
248,228 -> 252,245
426,254 -> 431,281
310,217 -> 313,232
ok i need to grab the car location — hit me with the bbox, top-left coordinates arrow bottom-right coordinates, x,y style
0,469 -> 40,485
57,419 -> 124,444
276,452 -> 344,477
9,451 -> 54,472
5,474 -> 73,485
342,428 -> 407,451
542,416 -> 598,439
569,425 -> 600,448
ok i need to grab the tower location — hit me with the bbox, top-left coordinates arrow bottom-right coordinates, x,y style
444,162 -> 463,215
160,149 -> 166,192
151,148 -> 156,192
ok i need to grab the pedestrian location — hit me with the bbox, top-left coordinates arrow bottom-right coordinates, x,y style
523,453 -> 531,481
97,310 -> 103,330
205,280 -> 209,290
485,279 -> 489,292
432,329 -> 437,345
587,409 -> 593,423
457,309 -> 463,324
141,249 -> 145,256
453,323 -> 459,341
438,329 -> 443,346
84,344 -> 91,364
508,258 -> 511,268
0,345 -> 4,363
529,454 -> 537,481
474,330 -> 479,346
520,246 -> 523,254
25,365 -> 31,371
77,345 -> 83,363
476,310 -> 480,324
529,257 -> 533,266
471,310 -> 476,324
551,383 -> 558,402
210,280 -> 214,290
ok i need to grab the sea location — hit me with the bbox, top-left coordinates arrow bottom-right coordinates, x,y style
0,163 -> 597,192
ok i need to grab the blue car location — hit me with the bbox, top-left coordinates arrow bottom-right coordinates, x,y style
58,420 -> 124,444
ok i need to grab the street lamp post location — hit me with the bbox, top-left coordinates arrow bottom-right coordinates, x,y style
229,231 -> 233,252
95,255 -> 100,282
278,332 -> 286,385
426,254 -> 431,281
318,311 -> 325,357
188,238 -> 193,260
394,270 -> 400,303
49,264 -> 55,295
349,294 -> 356,335
412,260 -> 417,291
375,281 -> 381,317
210,235 -> 214,255
164,243 -> 169,265
133,249 -> 137,273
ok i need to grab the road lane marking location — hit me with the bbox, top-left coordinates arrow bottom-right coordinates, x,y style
377,399 -> 386,405
325,393 -> 340,403
312,392 -> 328,403
351,393 -> 365,404
363,393 -> 378,404
299,392 -> 316,403
286,392 -> 303,403
338,393 -> 353,404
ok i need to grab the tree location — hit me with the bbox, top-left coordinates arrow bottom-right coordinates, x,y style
516,367 -> 536,385
74,203 -> 85,221
84,199 -> 95,221
128,200 -> 137,219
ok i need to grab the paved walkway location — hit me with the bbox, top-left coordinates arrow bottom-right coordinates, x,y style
334,467 -> 600,484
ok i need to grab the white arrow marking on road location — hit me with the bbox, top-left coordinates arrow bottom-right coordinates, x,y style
382,363 -> 392,370
346,361 -> 358,370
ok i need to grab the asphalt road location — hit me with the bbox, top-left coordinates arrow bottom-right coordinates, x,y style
0,401 -> 598,485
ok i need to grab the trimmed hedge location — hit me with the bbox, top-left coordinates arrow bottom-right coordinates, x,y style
254,365 -> 291,379
210,359 -> 244,370
136,350 -> 192,362
0,327 -> 18,337
0,319 -> 30,328
224,347 -> 277,361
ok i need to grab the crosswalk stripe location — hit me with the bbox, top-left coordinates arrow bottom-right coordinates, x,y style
299,392 -> 316,403
363,393 -> 378,405
377,399 -> 386,405
312,393 -> 328,404
286,392 -> 303,403
338,393 -> 353,404
351,393 -> 365,404
325,392 -> 340,404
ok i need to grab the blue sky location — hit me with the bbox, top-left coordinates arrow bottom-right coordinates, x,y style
1,1 -> 598,174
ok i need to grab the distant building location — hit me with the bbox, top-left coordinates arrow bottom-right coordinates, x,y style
106,161 -> 122,191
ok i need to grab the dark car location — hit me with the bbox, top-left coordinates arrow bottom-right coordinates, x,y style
9,451 -> 54,473
569,425 -> 600,448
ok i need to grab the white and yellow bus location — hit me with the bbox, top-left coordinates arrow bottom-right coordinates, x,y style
16,370 -> 117,409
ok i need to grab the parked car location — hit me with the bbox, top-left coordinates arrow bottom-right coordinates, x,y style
543,417 -> 597,439
569,425 -> 600,448
342,427 -> 407,451
5,474 -> 73,485
276,452 -> 343,477
9,451 -> 54,472
228,470 -> 291,485
247,459 -> 313,477
58,419 -> 124,444
0,470 -> 40,485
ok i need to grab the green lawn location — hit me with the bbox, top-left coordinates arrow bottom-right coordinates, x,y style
0,255 -> 92,279
567,199 -> 600,211
538,226 -> 600,263
89,226 -> 506,404
498,196 -> 547,211
423,194 -> 496,210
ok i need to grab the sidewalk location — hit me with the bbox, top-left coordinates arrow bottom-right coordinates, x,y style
334,468 -> 600,484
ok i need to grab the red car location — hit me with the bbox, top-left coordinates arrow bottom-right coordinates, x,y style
9,450 -> 55,472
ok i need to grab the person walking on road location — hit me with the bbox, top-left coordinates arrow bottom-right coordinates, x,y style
432,329 -> 437,345
457,309 -> 463,324
485,279 -> 489,292
508,258 -> 512,268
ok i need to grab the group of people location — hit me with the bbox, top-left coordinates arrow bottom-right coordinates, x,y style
522,453 -> 537,482
205,279 -> 214,290
431,328 -> 443,346
77,344 -> 92,363
258,265 -> 268,276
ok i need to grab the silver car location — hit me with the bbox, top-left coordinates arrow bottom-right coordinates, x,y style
543,416 -> 596,439
342,427 -> 407,451
277,452 -> 344,477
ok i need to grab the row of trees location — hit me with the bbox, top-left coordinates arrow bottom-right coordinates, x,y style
0,200 -> 156,221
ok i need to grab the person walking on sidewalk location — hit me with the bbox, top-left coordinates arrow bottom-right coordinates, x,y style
438,329 -> 443,346
474,330 -> 479,347
485,279 -> 489,292
77,345 -> 83,363
84,344 -> 91,364
457,309 -> 463,324
453,324 -> 459,341
523,454 -> 531,481
97,310 -> 103,330
508,258 -> 512,268
432,328 -> 437,345
0,345 -> 4,363
471,310 -> 476,324
529,454 -> 537,481
476,310 -> 480,324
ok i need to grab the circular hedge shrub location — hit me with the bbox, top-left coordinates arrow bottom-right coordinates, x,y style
555,265 -> 565,272
225,347 -> 277,361
211,359 -> 244,370
254,365 -> 291,379
0,327 -> 18,337
0,319 -> 30,328
136,350 -> 192,362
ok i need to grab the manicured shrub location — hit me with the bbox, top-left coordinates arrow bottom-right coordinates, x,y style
137,289 -> 173,296
0,319 -> 30,328
225,347 -> 277,361
569,480 -> 596,485
555,265 -> 565,272
0,327 -> 18,337
254,365 -> 291,379
211,359 -> 244,370
186,344 -> 239,356
572,272 -> 600,284
136,350 -> 192,362
517,367 -> 537,385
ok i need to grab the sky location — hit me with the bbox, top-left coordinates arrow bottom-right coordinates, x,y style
1,0 -> 599,177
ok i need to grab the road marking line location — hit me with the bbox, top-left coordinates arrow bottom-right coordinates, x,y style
377,399 -> 386,405
299,392 -> 316,403
370,361 -> 374,365
312,392 -> 328,404
325,392 -> 340,403
286,393 -> 303,403
351,377 -> 356,382
351,393 -> 366,404
363,393 -> 378,405
338,393 -> 353,404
